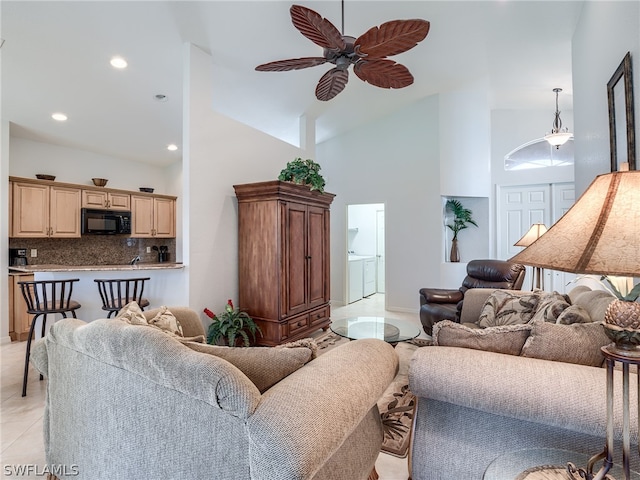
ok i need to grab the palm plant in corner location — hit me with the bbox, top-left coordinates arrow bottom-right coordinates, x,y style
204,300 -> 262,347
445,199 -> 478,263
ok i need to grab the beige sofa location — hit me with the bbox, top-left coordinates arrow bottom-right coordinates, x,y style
30,307 -> 399,480
409,286 -> 640,479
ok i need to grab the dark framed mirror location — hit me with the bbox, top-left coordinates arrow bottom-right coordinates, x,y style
607,52 -> 636,171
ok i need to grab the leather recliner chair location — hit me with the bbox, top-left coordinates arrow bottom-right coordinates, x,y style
419,259 -> 526,335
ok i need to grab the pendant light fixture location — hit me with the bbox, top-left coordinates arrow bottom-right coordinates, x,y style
544,88 -> 573,149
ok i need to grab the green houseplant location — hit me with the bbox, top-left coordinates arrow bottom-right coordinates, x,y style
204,300 -> 262,347
445,199 -> 478,262
278,157 -> 326,193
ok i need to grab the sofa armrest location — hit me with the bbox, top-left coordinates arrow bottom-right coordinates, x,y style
419,288 -> 463,305
409,346 -> 637,442
247,339 -> 398,480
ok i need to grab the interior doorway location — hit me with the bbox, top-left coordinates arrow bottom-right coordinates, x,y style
346,203 -> 385,304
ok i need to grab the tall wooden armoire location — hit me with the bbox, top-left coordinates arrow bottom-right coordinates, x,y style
234,181 -> 335,346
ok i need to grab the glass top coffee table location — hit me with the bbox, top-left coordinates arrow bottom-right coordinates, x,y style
484,448 -> 640,480
330,316 -> 420,343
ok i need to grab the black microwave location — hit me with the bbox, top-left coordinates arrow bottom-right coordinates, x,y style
81,208 -> 131,235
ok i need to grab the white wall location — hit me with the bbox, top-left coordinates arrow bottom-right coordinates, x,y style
440,78 -> 491,198
9,137 -> 172,192
318,95 -> 440,312
184,44 -> 304,320
572,1 -> 640,195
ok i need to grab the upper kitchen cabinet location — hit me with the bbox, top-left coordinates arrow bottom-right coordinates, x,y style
82,189 -> 130,210
130,195 -> 176,238
12,182 -> 81,238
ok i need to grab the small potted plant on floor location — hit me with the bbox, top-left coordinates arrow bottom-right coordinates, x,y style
204,300 -> 262,347
278,157 -> 326,193
445,199 -> 478,262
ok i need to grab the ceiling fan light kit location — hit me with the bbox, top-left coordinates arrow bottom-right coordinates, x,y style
255,3 -> 430,101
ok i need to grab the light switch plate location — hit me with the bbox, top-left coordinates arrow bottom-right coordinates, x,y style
146,247 -> 151,253
31,249 -> 37,258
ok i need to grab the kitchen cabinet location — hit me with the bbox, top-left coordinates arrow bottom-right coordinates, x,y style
12,182 -> 81,238
363,257 -> 376,297
234,181 -> 335,346
82,189 -> 130,210
130,195 -> 176,238
9,273 -> 35,341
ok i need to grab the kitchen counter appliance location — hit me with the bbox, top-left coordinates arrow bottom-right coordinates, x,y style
9,248 -> 28,266
81,208 -> 131,235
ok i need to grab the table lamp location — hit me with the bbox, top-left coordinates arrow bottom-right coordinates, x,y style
514,223 -> 547,290
509,171 -> 640,480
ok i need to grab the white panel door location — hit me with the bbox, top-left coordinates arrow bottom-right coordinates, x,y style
547,183 -> 576,293
498,184 -> 551,262
498,183 -> 575,293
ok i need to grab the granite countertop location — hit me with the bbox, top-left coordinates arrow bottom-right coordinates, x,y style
8,263 -> 185,273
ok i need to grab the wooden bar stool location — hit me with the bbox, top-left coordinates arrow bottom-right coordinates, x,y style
94,277 -> 151,318
18,278 -> 81,397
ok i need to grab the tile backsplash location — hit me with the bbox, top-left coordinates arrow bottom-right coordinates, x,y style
8,236 -> 176,266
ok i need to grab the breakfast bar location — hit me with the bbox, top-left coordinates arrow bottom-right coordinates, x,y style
8,263 -> 188,333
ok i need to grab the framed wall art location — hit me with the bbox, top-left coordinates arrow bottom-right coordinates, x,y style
607,51 -> 636,172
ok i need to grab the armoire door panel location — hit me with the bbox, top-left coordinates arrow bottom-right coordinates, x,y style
307,206 -> 326,307
284,203 -> 308,314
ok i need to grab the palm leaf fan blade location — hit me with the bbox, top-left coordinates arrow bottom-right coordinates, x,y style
354,59 -> 414,89
356,19 -> 430,58
316,68 -> 349,101
255,57 -> 327,72
290,4 -> 346,51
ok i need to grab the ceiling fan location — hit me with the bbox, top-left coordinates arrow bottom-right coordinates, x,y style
255,3 -> 430,101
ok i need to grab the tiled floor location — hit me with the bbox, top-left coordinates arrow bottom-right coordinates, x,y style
0,294 -> 428,479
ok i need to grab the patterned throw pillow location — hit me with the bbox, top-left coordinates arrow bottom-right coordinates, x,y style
478,291 -> 541,328
520,320 -> 609,366
115,301 -> 148,325
433,320 -> 532,356
530,291 -> 571,323
148,306 -> 184,337
115,302 -> 194,340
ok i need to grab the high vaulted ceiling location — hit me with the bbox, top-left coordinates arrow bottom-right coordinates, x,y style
1,1 -> 583,167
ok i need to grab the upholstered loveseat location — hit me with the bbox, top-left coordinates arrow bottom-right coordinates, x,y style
409,286 -> 640,479
30,306 -> 399,480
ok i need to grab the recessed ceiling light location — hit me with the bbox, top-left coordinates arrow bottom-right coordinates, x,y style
110,56 -> 127,69
154,94 -> 168,102
167,144 -> 178,151
51,113 -> 67,121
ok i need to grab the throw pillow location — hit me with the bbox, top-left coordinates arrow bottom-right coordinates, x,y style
520,320 -> 610,367
148,306 -> 184,337
477,290 -> 541,328
433,320 -> 532,356
115,301 -> 148,325
556,305 -> 592,325
115,302 -> 200,341
184,341 -> 314,393
530,291 -> 571,323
